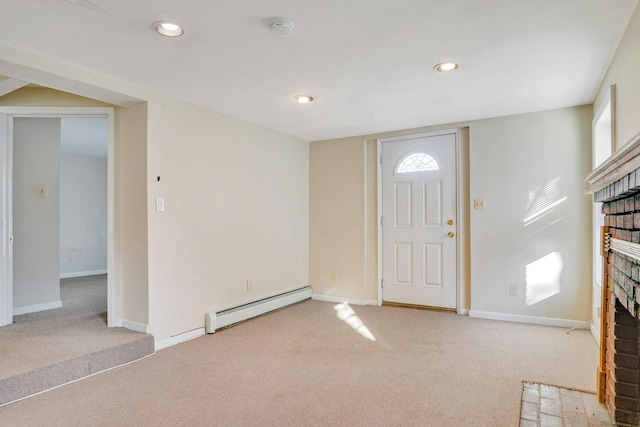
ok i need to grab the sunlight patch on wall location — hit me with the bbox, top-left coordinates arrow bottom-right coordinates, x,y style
525,252 -> 563,306
334,303 -> 376,341
524,177 -> 567,226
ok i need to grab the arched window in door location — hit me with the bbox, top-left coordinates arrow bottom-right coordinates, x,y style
396,153 -> 440,173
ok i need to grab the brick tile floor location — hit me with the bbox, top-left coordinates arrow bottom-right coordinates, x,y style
519,382 -> 614,427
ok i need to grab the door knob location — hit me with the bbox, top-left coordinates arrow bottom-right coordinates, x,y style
448,231 -> 455,238
447,219 -> 454,225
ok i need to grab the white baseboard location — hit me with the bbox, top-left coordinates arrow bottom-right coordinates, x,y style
14,300 -> 62,315
60,269 -> 107,279
155,328 -> 205,351
121,320 -> 148,333
458,308 -> 470,315
590,323 -> 600,345
468,310 -> 590,329
312,294 -> 378,306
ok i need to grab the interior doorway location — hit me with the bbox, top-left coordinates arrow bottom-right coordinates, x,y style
0,107 -> 116,327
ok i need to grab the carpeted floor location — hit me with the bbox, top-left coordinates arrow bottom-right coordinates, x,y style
0,275 -> 153,404
0,299 -> 597,426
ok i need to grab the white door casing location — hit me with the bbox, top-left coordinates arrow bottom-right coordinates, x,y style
591,86 -> 614,343
380,131 -> 457,309
0,107 -> 116,327
0,113 -> 13,326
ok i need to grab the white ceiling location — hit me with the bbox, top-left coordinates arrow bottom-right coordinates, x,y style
0,0 -> 637,141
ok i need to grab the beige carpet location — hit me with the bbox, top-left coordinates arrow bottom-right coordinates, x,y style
0,275 -> 153,404
0,300 -> 597,426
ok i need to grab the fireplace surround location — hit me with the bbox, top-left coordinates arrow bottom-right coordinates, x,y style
586,131 -> 640,426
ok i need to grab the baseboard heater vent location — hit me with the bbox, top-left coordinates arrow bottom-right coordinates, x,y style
205,286 -> 311,333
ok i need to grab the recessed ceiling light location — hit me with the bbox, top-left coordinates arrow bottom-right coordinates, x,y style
434,62 -> 459,72
153,21 -> 184,37
294,95 -> 314,104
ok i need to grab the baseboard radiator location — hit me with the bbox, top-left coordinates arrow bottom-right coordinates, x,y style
205,286 -> 312,333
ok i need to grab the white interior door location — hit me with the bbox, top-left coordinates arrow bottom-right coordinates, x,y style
381,132 -> 457,309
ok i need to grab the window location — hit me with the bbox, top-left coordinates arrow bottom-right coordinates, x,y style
396,153 -> 440,173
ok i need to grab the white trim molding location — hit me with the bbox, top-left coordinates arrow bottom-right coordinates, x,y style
590,323 -> 600,346
13,300 -> 62,316
469,310 -> 590,329
585,130 -> 640,194
60,269 -> 107,279
155,328 -> 205,351
312,294 -> 378,306
0,113 -> 12,326
377,129 -> 463,311
121,320 -> 148,333
0,107 -> 117,328
610,237 -> 640,262
112,318 -> 148,333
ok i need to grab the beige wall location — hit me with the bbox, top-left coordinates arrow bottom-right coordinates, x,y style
115,103 -> 149,325
469,107 -> 592,320
310,137 -> 367,301
311,126 -> 471,308
0,49 -> 311,343
594,4 -> 640,150
146,99 -> 309,341
310,106 -> 592,321
0,87 -> 111,107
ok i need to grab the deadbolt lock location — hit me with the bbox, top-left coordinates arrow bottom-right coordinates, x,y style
447,219 -> 454,225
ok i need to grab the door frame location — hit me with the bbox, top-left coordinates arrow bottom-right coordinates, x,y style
377,129 -> 464,312
0,106 -> 116,327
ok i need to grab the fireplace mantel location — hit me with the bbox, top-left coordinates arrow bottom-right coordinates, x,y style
585,131 -> 640,198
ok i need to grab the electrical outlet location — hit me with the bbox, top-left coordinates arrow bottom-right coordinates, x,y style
509,283 -> 518,296
330,272 -> 338,282
246,280 -> 253,292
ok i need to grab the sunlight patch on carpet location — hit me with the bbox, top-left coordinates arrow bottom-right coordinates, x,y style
333,303 -> 376,341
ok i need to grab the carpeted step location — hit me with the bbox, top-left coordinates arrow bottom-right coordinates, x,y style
0,334 -> 154,406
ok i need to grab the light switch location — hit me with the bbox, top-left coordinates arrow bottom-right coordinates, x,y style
36,184 -> 47,198
474,198 -> 486,210
155,197 -> 165,213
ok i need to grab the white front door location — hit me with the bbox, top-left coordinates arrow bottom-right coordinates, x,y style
381,132 -> 457,309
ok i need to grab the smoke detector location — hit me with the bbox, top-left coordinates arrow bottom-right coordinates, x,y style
270,18 -> 294,37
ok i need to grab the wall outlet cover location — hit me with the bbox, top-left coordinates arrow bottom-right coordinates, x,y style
509,283 -> 518,296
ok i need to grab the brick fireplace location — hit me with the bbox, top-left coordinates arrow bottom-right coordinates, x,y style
586,132 -> 640,426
